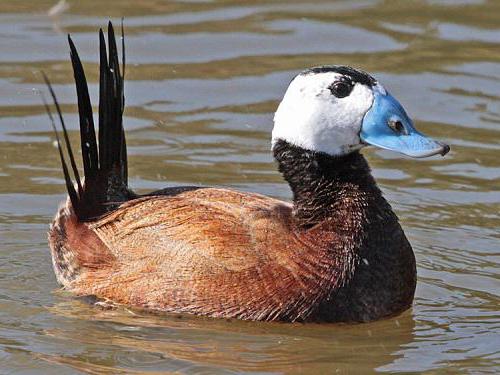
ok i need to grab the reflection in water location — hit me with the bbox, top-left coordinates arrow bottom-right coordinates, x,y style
43,300 -> 416,373
0,0 -> 498,373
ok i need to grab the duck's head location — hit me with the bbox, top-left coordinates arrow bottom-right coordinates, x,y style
272,66 -> 449,158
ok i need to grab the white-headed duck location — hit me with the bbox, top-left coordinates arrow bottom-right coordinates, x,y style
45,23 -> 449,323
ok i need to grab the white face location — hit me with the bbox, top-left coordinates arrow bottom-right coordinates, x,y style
272,71 -> 381,156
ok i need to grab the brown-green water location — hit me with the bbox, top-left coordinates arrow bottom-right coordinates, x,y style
0,1 -> 499,373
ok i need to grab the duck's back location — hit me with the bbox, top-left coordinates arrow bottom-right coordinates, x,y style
51,187 -> 356,321
92,188 -> 292,276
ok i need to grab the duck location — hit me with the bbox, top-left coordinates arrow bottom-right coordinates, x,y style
45,22 -> 449,323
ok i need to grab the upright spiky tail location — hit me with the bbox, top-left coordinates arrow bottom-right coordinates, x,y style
44,21 -> 134,221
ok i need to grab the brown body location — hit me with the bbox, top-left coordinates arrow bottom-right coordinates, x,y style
49,148 -> 416,323
46,24 -> 417,323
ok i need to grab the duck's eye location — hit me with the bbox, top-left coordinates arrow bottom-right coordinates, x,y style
328,79 -> 353,98
388,119 -> 408,135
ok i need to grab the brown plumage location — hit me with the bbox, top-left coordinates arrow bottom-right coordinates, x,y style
46,23 -> 418,323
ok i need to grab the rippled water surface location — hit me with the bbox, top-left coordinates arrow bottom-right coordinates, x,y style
0,1 -> 499,373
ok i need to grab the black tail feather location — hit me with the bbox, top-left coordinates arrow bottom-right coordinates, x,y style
44,22 -> 131,221
98,28 -> 109,174
42,71 -> 83,198
40,90 -> 80,216
121,19 -> 126,84
68,34 -> 99,183
108,21 -> 127,184
97,21 -> 128,186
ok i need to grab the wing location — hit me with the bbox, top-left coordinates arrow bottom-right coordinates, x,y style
70,188 -> 346,321
91,188 -> 289,269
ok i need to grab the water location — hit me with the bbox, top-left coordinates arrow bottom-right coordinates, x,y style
0,1 -> 499,373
